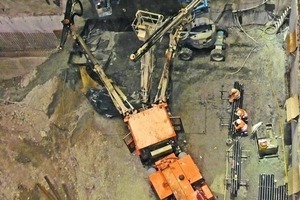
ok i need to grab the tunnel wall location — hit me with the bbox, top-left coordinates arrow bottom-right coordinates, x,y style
0,15 -> 63,56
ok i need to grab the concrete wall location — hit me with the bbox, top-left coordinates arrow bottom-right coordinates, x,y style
0,0 -> 65,55
0,15 -> 63,55
0,15 -> 63,33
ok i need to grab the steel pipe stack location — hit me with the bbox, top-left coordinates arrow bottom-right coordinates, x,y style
230,140 -> 242,197
274,185 -> 288,200
258,174 -> 275,200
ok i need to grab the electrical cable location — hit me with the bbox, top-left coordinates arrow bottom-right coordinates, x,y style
226,5 -> 280,76
227,27 -> 266,75
228,46 -> 258,75
264,6 -> 291,35
233,13 -> 259,44
214,2 -> 230,24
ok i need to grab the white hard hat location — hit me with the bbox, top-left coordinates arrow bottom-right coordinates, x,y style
231,88 -> 237,93
236,119 -> 242,124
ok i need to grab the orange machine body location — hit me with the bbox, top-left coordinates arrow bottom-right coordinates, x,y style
124,103 -> 215,200
149,153 -> 215,200
126,103 -> 176,155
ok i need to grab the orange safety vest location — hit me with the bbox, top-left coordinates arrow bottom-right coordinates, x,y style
235,108 -> 248,119
229,89 -> 241,103
234,120 -> 247,132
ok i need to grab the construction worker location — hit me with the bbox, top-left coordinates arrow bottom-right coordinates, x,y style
235,107 -> 248,124
233,118 -> 248,136
228,88 -> 241,103
258,139 -> 268,150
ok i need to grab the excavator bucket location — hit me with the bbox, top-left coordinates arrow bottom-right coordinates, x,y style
79,66 -> 99,94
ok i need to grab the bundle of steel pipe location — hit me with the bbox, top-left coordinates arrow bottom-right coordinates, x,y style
274,185 -> 288,200
258,174 -> 275,200
230,139 -> 242,197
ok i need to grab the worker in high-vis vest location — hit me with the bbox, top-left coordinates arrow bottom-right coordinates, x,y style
235,107 -> 248,124
228,88 -> 240,103
233,119 -> 248,136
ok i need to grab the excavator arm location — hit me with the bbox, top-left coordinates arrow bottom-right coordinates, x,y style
72,32 -> 134,116
153,29 -> 180,103
59,0 -> 83,49
59,0 -> 134,116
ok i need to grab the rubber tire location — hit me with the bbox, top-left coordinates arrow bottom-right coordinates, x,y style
178,48 -> 193,61
210,49 -> 225,62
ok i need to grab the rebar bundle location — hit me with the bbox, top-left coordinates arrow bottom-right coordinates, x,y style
258,174 -> 288,200
230,140 -> 242,197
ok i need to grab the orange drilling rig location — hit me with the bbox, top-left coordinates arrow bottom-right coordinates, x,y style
61,0 -> 215,199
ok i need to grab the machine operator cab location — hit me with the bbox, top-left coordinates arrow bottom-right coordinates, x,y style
123,103 -> 184,165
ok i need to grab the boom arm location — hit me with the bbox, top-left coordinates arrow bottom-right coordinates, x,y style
60,0 -> 134,116
154,30 -> 180,103
131,10 -> 164,104
73,32 -> 134,116
59,0 -> 83,49
129,0 -> 203,62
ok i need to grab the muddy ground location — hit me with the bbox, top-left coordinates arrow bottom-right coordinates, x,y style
0,19 -> 288,200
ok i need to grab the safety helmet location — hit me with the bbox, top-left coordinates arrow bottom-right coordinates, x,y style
236,110 -> 242,115
231,88 -> 237,93
236,119 -> 242,124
